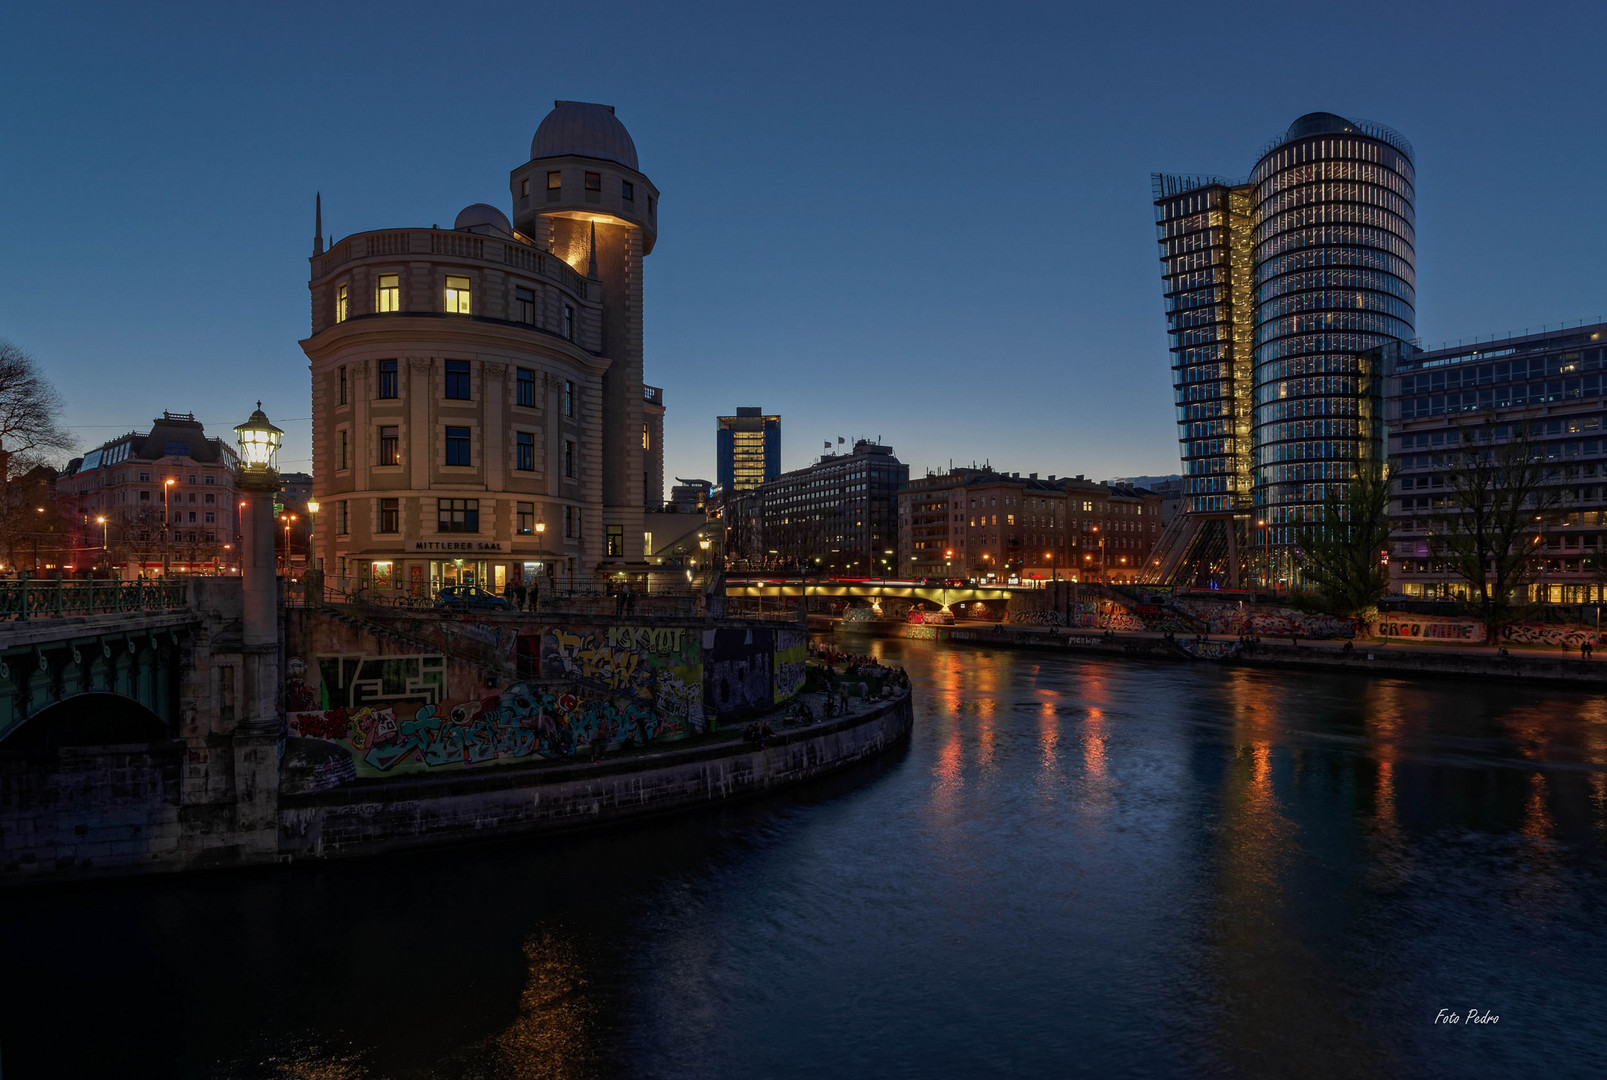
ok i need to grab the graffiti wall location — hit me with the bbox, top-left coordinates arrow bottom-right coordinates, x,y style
287,679 -> 690,778
774,629 -> 807,703
1373,616 -> 1482,643
704,627 -> 777,717
540,624 -> 704,728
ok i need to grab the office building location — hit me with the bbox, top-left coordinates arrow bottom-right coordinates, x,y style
716,408 -> 779,494
1387,323 -> 1607,603
729,440 -> 906,575
301,100 -> 666,595
1151,112 -> 1415,579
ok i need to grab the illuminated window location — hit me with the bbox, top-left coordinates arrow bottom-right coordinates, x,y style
445,426 -> 471,467
378,498 -> 399,533
378,425 -> 399,466
337,365 -> 347,405
515,286 -> 535,325
445,275 -> 471,314
563,304 -> 575,342
516,431 -> 534,471
547,170 -> 561,201
445,360 -> 470,400
376,274 -> 400,313
622,180 -> 634,202
517,367 -> 536,408
335,282 -> 348,323
606,524 -> 623,557
517,502 -> 534,535
564,380 -> 575,416
437,498 -> 478,533
377,359 -> 398,399
642,422 -> 650,450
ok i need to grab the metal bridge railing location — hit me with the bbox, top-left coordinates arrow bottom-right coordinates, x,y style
0,579 -> 190,621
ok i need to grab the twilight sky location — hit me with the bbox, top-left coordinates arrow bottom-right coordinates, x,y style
3,0 -> 1605,488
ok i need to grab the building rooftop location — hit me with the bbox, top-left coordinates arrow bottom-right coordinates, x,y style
530,100 -> 639,170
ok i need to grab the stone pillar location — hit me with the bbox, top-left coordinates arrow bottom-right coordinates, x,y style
233,469 -> 281,858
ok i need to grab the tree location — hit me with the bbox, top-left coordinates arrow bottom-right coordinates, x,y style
1428,413 -> 1557,644
0,340 -> 74,484
0,341 -> 75,573
1291,458 -> 1394,622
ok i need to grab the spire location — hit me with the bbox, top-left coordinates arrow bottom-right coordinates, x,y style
313,193 -> 323,256
586,221 -> 599,280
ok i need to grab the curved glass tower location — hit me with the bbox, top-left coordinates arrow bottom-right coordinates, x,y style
1249,113 -> 1415,545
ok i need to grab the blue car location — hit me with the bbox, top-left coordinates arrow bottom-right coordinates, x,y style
433,585 -> 511,612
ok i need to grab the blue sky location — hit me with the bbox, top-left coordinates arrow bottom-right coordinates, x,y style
3,0 -> 1604,487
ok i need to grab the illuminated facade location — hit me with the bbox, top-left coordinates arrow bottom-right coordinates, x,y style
716,408 -> 780,494
302,101 -> 666,594
1153,111 -> 1416,565
1387,323 -> 1607,603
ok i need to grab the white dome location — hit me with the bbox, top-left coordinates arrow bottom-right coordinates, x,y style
453,203 -> 513,235
531,101 -> 639,170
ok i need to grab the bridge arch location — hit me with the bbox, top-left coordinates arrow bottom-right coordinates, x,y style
2,692 -> 169,748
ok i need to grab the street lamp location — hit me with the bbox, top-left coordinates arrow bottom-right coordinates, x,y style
233,402 -> 285,735
306,498 -> 320,582
96,515 -> 107,575
163,478 -> 176,576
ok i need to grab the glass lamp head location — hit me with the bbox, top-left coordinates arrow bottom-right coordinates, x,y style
234,402 -> 284,475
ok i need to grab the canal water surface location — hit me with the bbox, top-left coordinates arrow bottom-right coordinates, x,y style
4,636 -> 1607,1079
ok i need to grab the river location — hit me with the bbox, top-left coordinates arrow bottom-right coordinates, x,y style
3,635 -> 1606,1079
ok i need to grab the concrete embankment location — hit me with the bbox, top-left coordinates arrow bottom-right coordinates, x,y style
279,692 -> 913,861
830,619 -> 1607,690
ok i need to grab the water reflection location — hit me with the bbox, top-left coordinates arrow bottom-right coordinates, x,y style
7,639 -> 1607,1079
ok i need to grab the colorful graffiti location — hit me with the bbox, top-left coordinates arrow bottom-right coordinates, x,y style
774,630 -> 807,703
842,607 -> 877,623
317,653 -> 449,712
287,679 -> 699,778
541,625 -> 704,727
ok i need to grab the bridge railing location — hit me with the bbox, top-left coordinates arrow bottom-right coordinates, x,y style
0,579 -> 190,621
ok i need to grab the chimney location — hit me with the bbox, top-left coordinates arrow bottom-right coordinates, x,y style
1029,472 -> 1038,480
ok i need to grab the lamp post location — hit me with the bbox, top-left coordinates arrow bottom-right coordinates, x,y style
96,515 -> 107,576
163,478 -> 175,576
306,498 -> 320,591
234,402 -> 284,737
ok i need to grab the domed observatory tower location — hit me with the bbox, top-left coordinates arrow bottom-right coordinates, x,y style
512,101 -> 662,575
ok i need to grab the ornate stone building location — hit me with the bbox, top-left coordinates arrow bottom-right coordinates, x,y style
302,101 -> 665,595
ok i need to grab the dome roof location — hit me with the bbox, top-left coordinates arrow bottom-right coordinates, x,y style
454,203 -> 513,236
1285,112 -> 1358,140
531,100 -> 639,170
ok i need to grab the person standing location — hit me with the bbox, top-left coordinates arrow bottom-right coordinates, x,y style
514,581 -> 527,612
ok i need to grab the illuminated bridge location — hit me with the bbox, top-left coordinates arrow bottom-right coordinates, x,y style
722,578 -> 1022,608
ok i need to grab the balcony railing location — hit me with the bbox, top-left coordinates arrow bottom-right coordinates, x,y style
0,579 -> 190,621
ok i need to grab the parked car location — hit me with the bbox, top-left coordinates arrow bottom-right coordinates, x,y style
433,585 -> 511,612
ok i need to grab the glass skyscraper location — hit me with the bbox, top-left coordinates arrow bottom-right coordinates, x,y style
1153,112 -> 1415,563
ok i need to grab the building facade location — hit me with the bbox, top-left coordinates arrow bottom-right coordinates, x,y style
301,100 -> 665,596
1387,323 -> 1607,603
57,412 -> 241,578
727,440 -> 906,575
1153,112 -> 1416,567
898,469 -> 1161,585
717,407 -> 779,494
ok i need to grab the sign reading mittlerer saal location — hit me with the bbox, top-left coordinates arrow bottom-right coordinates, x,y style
408,540 -> 508,553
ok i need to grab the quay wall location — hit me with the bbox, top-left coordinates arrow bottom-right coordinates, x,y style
279,693 -> 913,861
